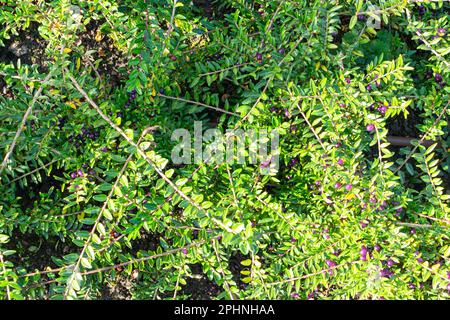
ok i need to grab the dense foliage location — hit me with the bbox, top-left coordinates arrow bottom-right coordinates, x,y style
0,0 -> 449,300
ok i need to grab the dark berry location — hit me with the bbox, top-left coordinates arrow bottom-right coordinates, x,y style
360,246 -> 368,261
289,158 -> 298,167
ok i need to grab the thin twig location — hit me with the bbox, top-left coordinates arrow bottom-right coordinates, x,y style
0,72 -> 53,178
158,93 -> 239,116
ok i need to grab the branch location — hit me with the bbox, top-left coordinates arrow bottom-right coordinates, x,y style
0,72 -> 52,178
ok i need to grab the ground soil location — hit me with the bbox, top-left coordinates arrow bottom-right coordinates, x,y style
179,264 -> 222,299
0,22 -> 49,70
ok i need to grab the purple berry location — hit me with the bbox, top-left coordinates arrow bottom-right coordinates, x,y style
181,248 -> 188,255
360,246 -> 368,261
435,73 -> 443,83
278,48 -> 285,54
77,169 -> 84,177
387,259 -> 395,267
334,182 -> 342,189
345,184 -> 353,191
70,172 -> 77,179
260,159 -> 271,169
337,159 -> 344,166
437,28 -> 446,36
290,124 -> 298,133
366,124 -> 375,132
326,259 -> 337,268
289,158 -> 298,167
418,5 -> 425,16
255,52 -> 263,61
284,108 -> 290,118
378,106 -> 388,115
345,78 -> 351,84
291,293 -> 300,299
380,268 -> 392,278
307,292 -> 314,300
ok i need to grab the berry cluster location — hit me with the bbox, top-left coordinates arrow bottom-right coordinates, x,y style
68,126 -> 100,148
69,164 -> 96,182
124,89 -> 137,109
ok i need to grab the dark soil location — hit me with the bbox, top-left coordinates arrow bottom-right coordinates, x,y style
193,0 -> 235,20
4,230 -> 75,272
386,110 -> 422,138
77,19 -> 127,88
0,22 -> 49,71
179,264 -> 221,299
229,252 -> 249,291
